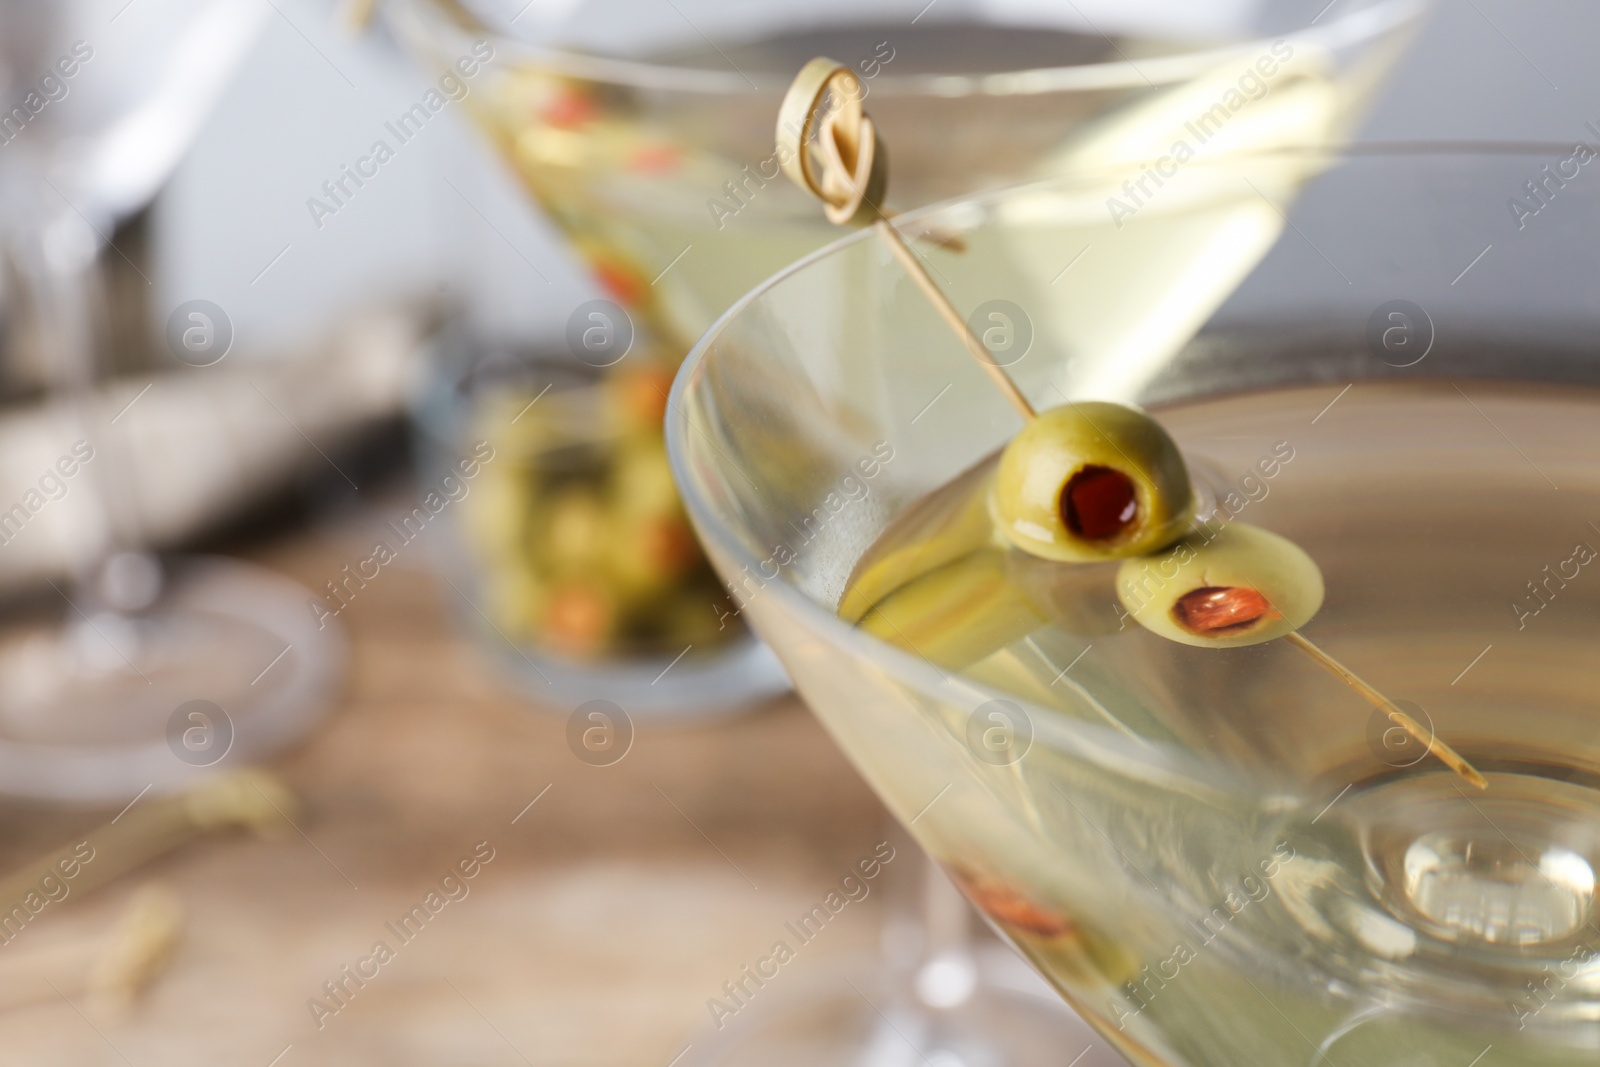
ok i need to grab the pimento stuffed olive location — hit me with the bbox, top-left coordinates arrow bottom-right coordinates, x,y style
992,402 -> 1194,562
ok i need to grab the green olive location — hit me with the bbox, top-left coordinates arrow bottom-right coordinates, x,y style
544,488 -> 611,574
1115,522 -> 1324,648
609,439 -> 680,520
992,402 -> 1193,562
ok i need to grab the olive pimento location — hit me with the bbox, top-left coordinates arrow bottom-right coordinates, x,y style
949,867 -> 1077,939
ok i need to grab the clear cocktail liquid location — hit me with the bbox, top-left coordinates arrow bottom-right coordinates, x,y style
855,379 -> 1600,1066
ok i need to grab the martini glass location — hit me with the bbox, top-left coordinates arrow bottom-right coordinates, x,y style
0,0 -> 345,803
386,0 -> 1425,715
669,145 -> 1600,1066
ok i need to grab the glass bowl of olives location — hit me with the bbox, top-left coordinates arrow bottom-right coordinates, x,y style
414,326 -> 787,720
669,146 -> 1600,1065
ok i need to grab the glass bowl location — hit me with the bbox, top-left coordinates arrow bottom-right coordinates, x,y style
385,0 -> 1425,717
667,146 -> 1600,1065
413,325 -> 785,719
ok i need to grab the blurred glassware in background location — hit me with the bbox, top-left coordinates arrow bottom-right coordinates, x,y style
383,0 -> 1424,718
678,859 -> 1128,1067
0,0 -> 346,803
415,330 -> 776,718
0,0 -> 262,224
670,144 -> 1600,1066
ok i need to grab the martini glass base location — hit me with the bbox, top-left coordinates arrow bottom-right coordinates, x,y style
0,556 -> 345,804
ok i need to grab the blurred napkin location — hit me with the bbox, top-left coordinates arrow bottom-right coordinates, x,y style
0,310 -> 421,594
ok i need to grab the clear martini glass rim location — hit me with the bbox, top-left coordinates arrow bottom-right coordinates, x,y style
392,0 -> 1425,97
664,142 -> 1586,798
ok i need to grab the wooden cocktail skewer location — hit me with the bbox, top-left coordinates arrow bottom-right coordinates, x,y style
0,885 -> 183,1017
0,771 -> 296,913
1284,632 -> 1486,789
338,0 -> 380,32
872,230 -> 1037,419
776,59 -> 1035,421
778,58 -> 1485,790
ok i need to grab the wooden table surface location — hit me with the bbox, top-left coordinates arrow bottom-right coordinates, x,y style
0,505 -> 900,1066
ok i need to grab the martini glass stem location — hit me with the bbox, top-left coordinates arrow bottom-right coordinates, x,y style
913,855 -> 978,1006
5,192 -> 162,627
16,205 -> 152,607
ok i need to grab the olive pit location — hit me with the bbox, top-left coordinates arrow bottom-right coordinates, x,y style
1061,466 -> 1138,541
